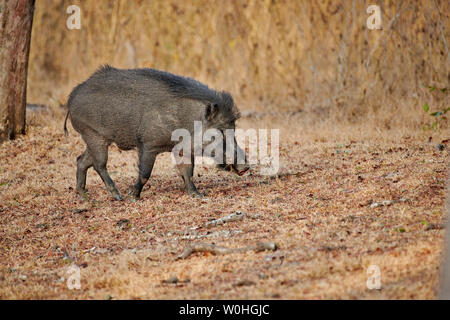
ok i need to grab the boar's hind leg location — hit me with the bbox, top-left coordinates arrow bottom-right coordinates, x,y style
176,157 -> 203,198
76,149 -> 93,193
83,134 -> 123,201
128,147 -> 157,199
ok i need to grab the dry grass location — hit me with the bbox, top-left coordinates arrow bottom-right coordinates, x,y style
28,0 -> 449,126
0,109 -> 448,299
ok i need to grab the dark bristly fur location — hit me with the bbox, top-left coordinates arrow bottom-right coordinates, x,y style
74,65 -> 240,120
65,65 -> 248,201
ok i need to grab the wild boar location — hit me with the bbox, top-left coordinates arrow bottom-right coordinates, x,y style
64,65 -> 249,200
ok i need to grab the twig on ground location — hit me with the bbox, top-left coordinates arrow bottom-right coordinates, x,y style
167,211 -> 248,241
370,198 -> 407,208
175,241 -> 278,260
204,211 -> 247,228
176,230 -> 243,241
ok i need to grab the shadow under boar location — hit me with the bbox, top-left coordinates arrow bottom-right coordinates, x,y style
64,65 -> 249,201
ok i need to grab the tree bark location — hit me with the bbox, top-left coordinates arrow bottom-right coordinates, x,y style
0,0 -> 35,142
440,177 -> 450,299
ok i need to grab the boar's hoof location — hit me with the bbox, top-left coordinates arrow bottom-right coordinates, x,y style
189,190 -> 205,198
111,192 -> 124,201
127,187 -> 141,200
76,189 -> 89,201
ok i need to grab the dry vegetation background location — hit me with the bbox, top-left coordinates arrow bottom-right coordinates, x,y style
28,0 -> 449,125
0,0 -> 449,300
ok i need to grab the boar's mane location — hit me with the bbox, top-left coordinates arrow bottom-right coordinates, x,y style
92,65 -> 240,121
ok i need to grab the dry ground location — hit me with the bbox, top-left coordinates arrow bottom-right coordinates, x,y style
0,109 -> 449,299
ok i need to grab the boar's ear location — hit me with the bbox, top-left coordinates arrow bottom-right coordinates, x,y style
205,102 -> 218,121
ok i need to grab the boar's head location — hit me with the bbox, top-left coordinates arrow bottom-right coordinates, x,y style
203,92 -> 250,176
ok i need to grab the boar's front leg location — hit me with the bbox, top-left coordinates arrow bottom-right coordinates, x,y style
176,155 -> 203,198
128,146 -> 157,200
128,147 -> 156,200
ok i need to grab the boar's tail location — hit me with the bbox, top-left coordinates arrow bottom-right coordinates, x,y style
63,110 -> 70,137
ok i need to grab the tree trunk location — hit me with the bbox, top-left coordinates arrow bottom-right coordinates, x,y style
441,177 -> 450,299
0,0 -> 35,142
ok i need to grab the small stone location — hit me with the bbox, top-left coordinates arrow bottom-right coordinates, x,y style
234,279 -> 256,287
255,242 -> 278,252
94,248 -> 108,254
426,223 -> 444,231
116,219 -> 131,230
35,223 -> 48,230
71,208 -> 88,214
280,279 -> 300,286
162,276 -> 179,284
